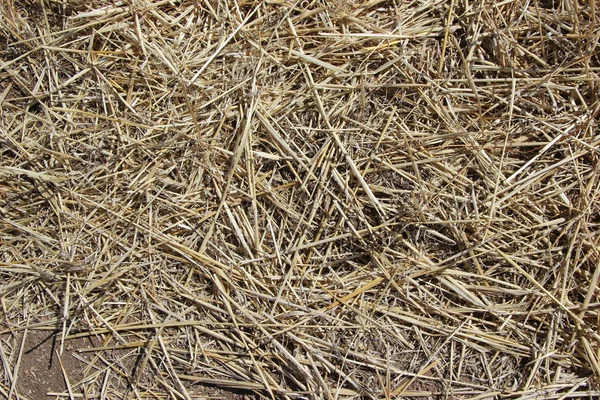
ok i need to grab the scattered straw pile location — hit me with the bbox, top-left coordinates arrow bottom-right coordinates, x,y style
1,0 -> 600,399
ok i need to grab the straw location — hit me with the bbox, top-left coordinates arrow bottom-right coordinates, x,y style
1,0 -> 599,399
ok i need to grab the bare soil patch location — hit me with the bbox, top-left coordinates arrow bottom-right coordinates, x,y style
16,331 -> 92,399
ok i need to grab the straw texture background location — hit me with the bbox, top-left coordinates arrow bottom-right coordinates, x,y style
1,0 -> 599,398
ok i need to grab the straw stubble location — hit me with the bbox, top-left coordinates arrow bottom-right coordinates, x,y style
1,0 -> 599,399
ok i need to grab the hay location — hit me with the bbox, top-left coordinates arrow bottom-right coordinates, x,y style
1,0 -> 599,399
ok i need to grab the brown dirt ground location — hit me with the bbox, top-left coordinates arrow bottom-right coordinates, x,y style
11,331 -> 256,399
16,331 -> 94,399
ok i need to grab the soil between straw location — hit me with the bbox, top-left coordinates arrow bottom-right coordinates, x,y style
16,331 -> 89,400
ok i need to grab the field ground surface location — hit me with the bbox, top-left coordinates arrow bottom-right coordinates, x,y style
1,0 -> 600,399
